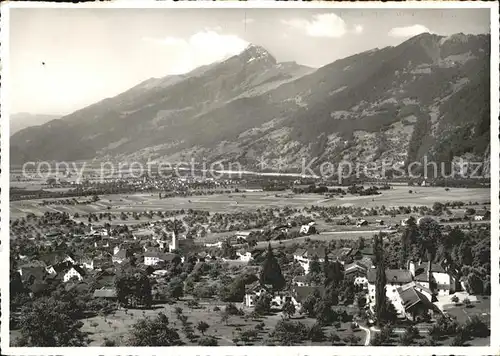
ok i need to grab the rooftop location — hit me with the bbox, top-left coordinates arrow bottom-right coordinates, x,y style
367,269 -> 413,284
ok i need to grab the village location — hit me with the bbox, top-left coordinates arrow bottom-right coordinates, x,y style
9,184 -> 491,347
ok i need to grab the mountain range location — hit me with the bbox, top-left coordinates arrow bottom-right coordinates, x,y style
11,33 -> 491,175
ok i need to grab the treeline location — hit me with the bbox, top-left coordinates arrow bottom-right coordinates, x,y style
293,184 -> 390,195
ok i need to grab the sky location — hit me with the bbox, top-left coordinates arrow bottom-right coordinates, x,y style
9,7 -> 490,116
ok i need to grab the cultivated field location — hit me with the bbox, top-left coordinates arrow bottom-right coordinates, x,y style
10,186 -> 490,220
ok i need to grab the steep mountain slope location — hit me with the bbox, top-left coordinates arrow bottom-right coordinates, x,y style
10,113 -> 60,136
11,34 -> 490,176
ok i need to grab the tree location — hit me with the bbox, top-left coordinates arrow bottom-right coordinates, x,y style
465,208 -> 476,216
418,217 -> 441,259
254,293 -> 272,315
16,298 -> 88,346
400,217 -> 417,268
450,326 -> 468,346
218,276 -> 248,302
432,202 -> 444,215
324,258 -> 344,288
463,297 -> 471,308
282,299 -> 296,319
239,329 -> 258,344
374,234 -> 388,324
271,320 -> 309,346
300,289 -> 321,317
220,310 -> 230,326
114,269 -> 152,308
314,300 -> 333,325
358,236 -> 365,250
466,273 -> 484,295
259,244 -> 286,291
196,321 -> 209,335
309,255 -> 322,275
167,277 -> 184,300
221,240 -> 237,260
128,313 -> 182,346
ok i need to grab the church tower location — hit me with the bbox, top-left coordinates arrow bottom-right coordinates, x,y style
169,229 -> 177,252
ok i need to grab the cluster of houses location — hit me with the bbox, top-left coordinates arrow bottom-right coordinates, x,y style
243,245 -> 462,321
13,228 -> 192,297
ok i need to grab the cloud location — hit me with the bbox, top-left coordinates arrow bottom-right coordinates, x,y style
354,25 -> 363,34
142,31 -> 249,73
281,13 -> 346,38
388,24 -> 432,37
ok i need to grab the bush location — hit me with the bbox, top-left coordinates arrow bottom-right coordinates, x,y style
308,323 -> 325,342
225,303 -> 243,316
344,333 -> 361,346
198,336 -> 218,346
465,315 -> 489,338
271,320 -> 309,345
329,332 -> 341,345
102,339 -> 116,346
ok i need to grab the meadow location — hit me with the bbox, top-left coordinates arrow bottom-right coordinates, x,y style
10,186 -> 490,220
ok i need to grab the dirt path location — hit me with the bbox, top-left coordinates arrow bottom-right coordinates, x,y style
359,325 -> 371,346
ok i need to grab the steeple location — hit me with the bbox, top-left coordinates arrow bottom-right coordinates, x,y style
169,230 -> 177,252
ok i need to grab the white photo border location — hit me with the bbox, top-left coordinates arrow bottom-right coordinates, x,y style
0,1 -> 499,355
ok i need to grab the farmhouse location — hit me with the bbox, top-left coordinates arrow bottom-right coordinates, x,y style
144,252 -> 179,266
299,222 -> 317,235
90,224 -> 108,237
78,256 -> 95,270
55,263 -> 86,283
93,269 -> 116,288
292,275 -> 309,287
293,247 -> 327,274
394,282 -> 435,321
244,282 -> 305,310
367,268 -> 413,315
37,252 -> 75,266
401,218 -> 412,226
205,241 -> 223,248
112,248 -> 133,264
235,231 -> 252,240
356,219 -> 368,227
93,287 -> 117,300
408,260 -> 459,296
329,247 -> 355,264
344,262 -> 369,288
236,249 -> 253,262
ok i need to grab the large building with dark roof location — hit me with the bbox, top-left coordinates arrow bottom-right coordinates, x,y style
367,269 -> 413,317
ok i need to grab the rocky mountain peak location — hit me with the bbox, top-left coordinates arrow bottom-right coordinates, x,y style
239,43 -> 277,65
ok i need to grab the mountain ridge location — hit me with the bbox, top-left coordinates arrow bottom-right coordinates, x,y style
11,33 -> 491,176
